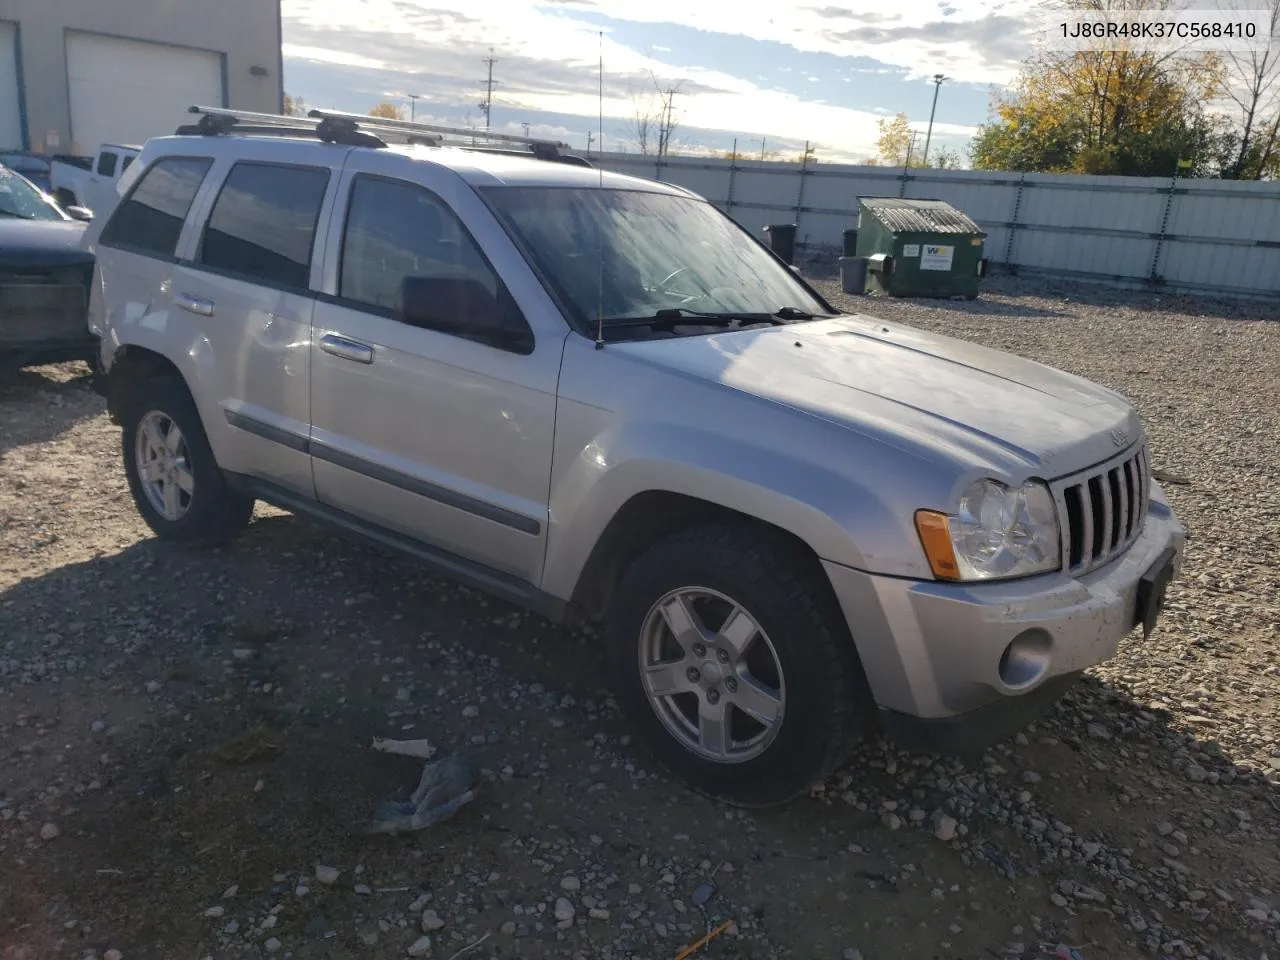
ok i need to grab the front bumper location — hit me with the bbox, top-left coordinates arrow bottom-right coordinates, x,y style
823,481 -> 1185,751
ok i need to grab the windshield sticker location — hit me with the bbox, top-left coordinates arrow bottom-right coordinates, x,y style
920,244 -> 955,271
902,243 -> 920,257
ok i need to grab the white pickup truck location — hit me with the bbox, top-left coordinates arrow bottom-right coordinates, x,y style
50,143 -> 140,219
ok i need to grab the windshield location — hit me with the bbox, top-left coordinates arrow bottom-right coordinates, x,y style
0,165 -> 64,221
481,186 -> 830,333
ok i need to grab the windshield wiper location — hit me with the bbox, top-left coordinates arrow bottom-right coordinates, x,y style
602,306 -> 819,331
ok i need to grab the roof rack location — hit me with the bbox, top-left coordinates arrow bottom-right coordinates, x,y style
175,105 -> 592,167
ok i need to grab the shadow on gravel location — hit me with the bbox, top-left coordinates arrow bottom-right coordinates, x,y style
2,513 -> 1274,959
0,364 -> 102,455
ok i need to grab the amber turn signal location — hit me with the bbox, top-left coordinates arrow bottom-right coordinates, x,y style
914,510 -> 961,580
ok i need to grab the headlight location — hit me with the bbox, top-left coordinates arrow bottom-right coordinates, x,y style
915,479 -> 1061,581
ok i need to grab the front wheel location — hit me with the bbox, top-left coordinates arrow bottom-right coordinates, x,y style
606,523 -> 871,807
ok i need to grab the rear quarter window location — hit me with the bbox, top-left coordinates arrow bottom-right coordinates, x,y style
98,156 -> 213,259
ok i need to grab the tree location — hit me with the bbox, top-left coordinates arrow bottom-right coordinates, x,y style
1218,0 -> 1280,178
876,112 -> 915,166
930,146 -> 962,169
283,93 -> 307,117
970,0 -> 1231,177
369,102 -> 403,120
630,74 -> 683,157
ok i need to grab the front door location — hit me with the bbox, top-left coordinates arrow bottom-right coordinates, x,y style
308,155 -> 562,585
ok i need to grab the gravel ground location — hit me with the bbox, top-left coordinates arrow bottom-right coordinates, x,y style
1,275 -> 1277,960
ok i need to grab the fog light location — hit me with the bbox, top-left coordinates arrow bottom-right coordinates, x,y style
998,630 -> 1052,690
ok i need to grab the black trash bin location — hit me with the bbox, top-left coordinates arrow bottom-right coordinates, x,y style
842,228 -> 858,258
763,223 -> 797,265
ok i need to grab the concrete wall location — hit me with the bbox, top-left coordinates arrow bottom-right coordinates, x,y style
2,0 -> 281,153
594,152 -> 1280,299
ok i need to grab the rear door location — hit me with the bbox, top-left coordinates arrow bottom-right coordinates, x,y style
87,149 -> 118,215
170,141 -> 343,497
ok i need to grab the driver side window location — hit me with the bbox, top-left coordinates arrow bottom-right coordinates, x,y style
339,175 -> 497,313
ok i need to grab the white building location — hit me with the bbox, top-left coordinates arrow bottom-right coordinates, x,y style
0,0 -> 283,155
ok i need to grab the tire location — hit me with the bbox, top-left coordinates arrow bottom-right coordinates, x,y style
606,522 -> 872,807
120,376 -> 254,545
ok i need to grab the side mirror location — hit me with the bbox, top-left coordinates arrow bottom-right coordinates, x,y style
65,205 -> 93,222
397,274 -> 531,352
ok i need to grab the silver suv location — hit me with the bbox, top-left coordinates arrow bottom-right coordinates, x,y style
86,107 -> 1185,807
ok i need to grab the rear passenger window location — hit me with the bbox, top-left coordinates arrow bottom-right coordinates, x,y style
199,162 -> 329,290
339,175 -> 498,311
97,151 -> 117,177
99,156 -> 212,258
121,156 -> 134,173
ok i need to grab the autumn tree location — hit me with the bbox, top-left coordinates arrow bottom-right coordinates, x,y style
1218,0 -> 1280,178
369,102 -> 404,120
283,93 -> 307,117
875,112 -> 915,166
971,0 -> 1232,176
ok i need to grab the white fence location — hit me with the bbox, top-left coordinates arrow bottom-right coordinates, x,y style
591,152 -> 1280,299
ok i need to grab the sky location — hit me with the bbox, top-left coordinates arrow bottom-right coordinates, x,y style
279,0 -> 1051,165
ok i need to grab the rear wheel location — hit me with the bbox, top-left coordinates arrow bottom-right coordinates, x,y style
606,523 -> 871,807
120,377 -> 254,544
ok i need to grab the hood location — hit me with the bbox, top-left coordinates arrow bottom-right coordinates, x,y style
0,219 -> 94,271
614,314 -> 1142,480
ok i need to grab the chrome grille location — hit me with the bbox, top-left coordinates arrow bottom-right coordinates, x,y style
1053,444 -> 1150,576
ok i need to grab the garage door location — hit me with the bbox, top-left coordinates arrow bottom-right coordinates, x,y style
0,22 -> 22,150
66,31 -> 223,156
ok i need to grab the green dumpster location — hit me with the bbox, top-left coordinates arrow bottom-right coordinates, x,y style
854,197 -> 988,299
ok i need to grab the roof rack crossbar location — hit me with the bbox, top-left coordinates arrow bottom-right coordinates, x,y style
179,105 -> 589,166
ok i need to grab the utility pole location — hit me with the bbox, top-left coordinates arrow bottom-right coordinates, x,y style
407,93 -> 420,122
479,48 -> 498,131
922,73 -> 946,167
586,130 -> 595,154
521,122 -> 530,137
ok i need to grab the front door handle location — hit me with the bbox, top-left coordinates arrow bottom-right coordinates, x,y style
175,293 -> 215,317
319,334 -> 374,364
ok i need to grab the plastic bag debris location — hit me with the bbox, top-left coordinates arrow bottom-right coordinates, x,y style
366,739 -> 479,835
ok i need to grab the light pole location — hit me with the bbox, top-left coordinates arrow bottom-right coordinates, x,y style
407,93 -> 420,122
922,73 -> 946,167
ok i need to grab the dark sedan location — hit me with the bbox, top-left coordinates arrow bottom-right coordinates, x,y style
1,164 -> 99,379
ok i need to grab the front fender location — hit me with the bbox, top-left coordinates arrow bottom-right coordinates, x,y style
540,417 -> 937,601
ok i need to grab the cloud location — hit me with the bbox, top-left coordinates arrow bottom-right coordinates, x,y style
281,0 -> 999,156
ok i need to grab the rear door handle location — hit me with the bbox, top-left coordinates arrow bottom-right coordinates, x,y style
319,334 -> 374,364
175,293 -> 215,317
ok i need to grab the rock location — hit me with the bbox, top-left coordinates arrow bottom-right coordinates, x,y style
500,920 -> 516,935
104,951 -> 123,960
1184,763 -> 1209,783
145,680 -> 162,694
1050,893 -> 1069,908
315,864 -> 340,886
1021,771 -> 1042,783
1087,722 -> 1111,740
462,705 -> 480,718
560,876 -> 581,892
222,885 -> 239,899
934,814 -> 958,842
232,648 -> 254,660
882,813 -> 902,831
1074,885 -> 1107,903
407,935 -> 433,956
1081,841 -> 1101,860
1156,820 -> 1174,836
39,822 -> 60,841
589,908 -> 611,920
204,906 -> 225,918
554,897 -> 575,922
354,884 -> 372,896
264,938 -> 281,954
1244,908 -> 1269,922
628,883 -> 642,895
408,894 -> 429,913
844,950 -> 864,960
420,909 -> 445,932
